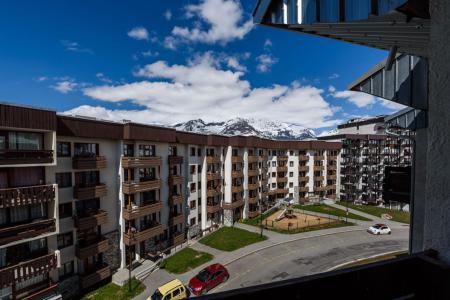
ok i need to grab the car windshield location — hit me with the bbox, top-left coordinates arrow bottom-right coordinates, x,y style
196,269 -> 211,282
151,290 -> 163,300
372,225 -> 381,229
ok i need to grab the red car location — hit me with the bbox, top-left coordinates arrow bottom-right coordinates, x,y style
188,263 -> 229,296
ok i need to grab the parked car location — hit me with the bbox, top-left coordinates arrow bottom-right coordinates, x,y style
149,279 -> 189,300
367,224 -> 392,235
188,263 -> 229,296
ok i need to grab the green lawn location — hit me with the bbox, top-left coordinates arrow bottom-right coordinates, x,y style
338,202 -> 410,224
241,210 -> 272,226
294,204 -> 372,221
159,247 -> 213,274
265,220 -> 354,234
199,227 -> 267,251
80,278 -> 145,300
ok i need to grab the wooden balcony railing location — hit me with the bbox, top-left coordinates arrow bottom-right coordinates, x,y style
0,253 -> 58,288
232,185 -> 244,193
299,186 -> 309,192
207,188 -> 221,197
232,170 -> 244,178
123,223 -> 164,246
169,175 -> 184,185
73,183 -> 107,200
248,169 -> 258,176
247,156 -> 258,163
248,196 -> 258,204
277,155 -> 288,161
168,155 -> 183,165
276,166 -> 288,172
72,155 -> 107,169
298,176 -> 309,182
0,149 -> 54,165
314,176 -> 325,181
314,166 -> 325,171
222,198 -> 244,210
169,213 -> 184,226
328,155 -> 338,160
248,183 -> 258,190
0,184 -> 56,208
232,156 -> 243,163
0,219 -> 56,245
327,165 -> 337,171
122,179 -> 161,194
76,237 -> 110,259
299,166 -> 309,172
314,186 -> 328,192
206,155 -> 221,164
123,202 -> 163,220
170,194 -> 183,206
277,177 -> 288,183
328,175 -> 337,180
299,155 -> 309,161
21,281 -> 59,300
80,264 -> 111,290
74,210 -> 108,230
122,156 -> 162,168
207,172 -> 221,180
314,155 -> 325,161
207,202 -> 221,214
276,188 -> 289,194
170,232 -> 186,247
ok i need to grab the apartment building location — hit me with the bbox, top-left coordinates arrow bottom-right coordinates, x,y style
0,103 -> 341,299
319,117 -> 412,204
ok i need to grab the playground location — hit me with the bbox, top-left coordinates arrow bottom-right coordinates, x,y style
263,206 -> 338,232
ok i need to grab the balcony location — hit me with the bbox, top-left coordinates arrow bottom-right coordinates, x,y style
0,184 -> 56,208
248,183 -> 258,190
248,155 -> 258,163
276,188 -> 289,194
222,198 -> 244,210
168,155 -> 183,165
207,172 -> 221,180
314,156 -> 325,161
328,155 -> 338,161
277,155 -> 288,161
298,176 -> 309,182
328,175 -> 337,180
327,185 -> 337,190
169,213 -> 184,226
259,155 -> 268,161
170,194 -> 183,206
314,186 -> 328,192
73,183 -> 107,200
248,169 -> 258,176
276,177 -> 288,183
21,282 -> 59,300
0,253 -> 58,288
74,210 -> 108,230
327,165 -> 337,171
73,156 -> 107,169
314,176 -> 324,181
206,155 -> 221,164
314,166 -> 325,171
248,196 -> 258,204
76,237 -> 110,259
169,175 -> 184,185
80,264 -> 111,290
232,185 -> 244,193
299,166 -> 309,172
123,202 -> 163,220
0,219 -> 56,245
170,232 -> 186,247
232,156 -> 243,163
248,210 -> 260,218
299,155 -> 309,161
0,149 -> 54,165
276,166 -> 288,172
207,202 -> 221,214
207,188 -> 221,197
122,156 -> 162,168
123,223 -> 164,246
299,186 -> 309,192
122,179 -> 161,194
231,169 -> 244,178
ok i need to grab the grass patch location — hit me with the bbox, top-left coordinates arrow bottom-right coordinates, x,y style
338,202 -> 410,224
199,227 -> 267,251
294,204 -> 372,221
264,220 -> 354,234
339,251 -> 408,269
159,247 -> 213,274
241,210 -> 272,226
80,278 -> 145,300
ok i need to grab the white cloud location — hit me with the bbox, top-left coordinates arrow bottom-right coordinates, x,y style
329,73 -> 340,80
70,58 -> 339,129
379,99 -> 407,111
61,40 -> 93,54
169,0 -> 253,45
142,50 -> 159,57
35,76 -> 48,82
163,36 -> 178,50
333,90 -> 377,108
51,80 -> 77,94
328,85 -> 336,93
256,54 -> 278,73
127,27 -> 149,41
164,9 -> 172,21
96,73 -> 113,84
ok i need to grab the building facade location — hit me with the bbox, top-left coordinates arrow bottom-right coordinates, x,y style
0,103 -> 341,299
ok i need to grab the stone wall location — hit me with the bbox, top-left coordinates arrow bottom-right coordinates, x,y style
104,230 -> 121,271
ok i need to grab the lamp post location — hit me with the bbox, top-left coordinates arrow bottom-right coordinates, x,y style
259,199 -> 263,238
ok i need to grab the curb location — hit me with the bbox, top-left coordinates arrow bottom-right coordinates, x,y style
325,250 -> 407,271
223,227 -> 366,266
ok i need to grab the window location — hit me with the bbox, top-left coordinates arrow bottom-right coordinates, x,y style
190,183 -> 196,192
190,200 -> 196,209
74,143 -> 98,157
169,145 -> 177,156
198,164 -> 202,173
139,168 -> 156,181
290,161 -> 294,167
190,147 -> 196,156
58,261 -> 74,279
5,131 -> 43,150
289,182 -> 293,188
272,161 -> 276,167
57,142 -> 71,157
290,150 -> 294,155
57,232 -> 73,249
56,172 -> 72,188
59,203 -> 72,219
198,181 -> 201,190
197,148 -> 202,157
123,144 -> 134,157
289,193 -> 293,198
138,144 -> 156,157
289,172 -> 293,177
173,288 -> 181,297
75,171 -> 99,187
190,165 -> 196,175
272,183 -> 276,188
232,149 -> 238,156
271,172 -> 276,177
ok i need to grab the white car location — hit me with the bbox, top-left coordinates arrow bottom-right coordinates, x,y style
367,224 -> 391,235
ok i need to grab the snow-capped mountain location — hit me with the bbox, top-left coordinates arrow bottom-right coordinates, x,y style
173,118 -> 316,140
318,128 -> 339,137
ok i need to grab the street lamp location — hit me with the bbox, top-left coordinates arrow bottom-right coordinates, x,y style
259,198 -> 263,238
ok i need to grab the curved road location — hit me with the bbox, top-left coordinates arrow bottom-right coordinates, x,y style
213,228 -> 408,293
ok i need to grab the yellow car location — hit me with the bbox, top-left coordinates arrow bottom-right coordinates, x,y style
148,279 -> 190,300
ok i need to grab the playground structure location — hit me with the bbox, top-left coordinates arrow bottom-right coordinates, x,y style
265,208 -> 337,232
275,199 -> 297,221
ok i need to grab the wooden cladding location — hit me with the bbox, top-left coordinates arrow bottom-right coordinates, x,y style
0,184 -> 56,208
80,264 -> 111,290
276,177 -> 288,183
277,155 -> 288,161
169,175 -> 184,185
248,183 -> 258,190
169,214 -> 184,226
327,165 -> 337,171
232,156 -> 243,163
299,186 -> 309,192
206,156 -> 221,164
72,156 -> 107,169
123,224 -> 164,246
232,185 -> 244,193
168,156 -> 183,165
314,156 -> 325,161
73,184 -> 107,200
207,202 -> 221,214
123,202 -> 163,220
276,166 -> 288,172
299,155 -> 309,161
122,156 -> 162,168
0,104 -> 56,131
170,233 -> 186,247
74,210 -> 108,230
231,170 -> 244,178
248,169 -> 258,177
247,156 -> 258,163
0,219 -> 56,245
170,194 -> 184,206
207,172 -> 221,181
328,156 -> 338,160
0,150 -> 54,165
76,238 -> 110,259
314,186 -> 328,192
299,176 -> 309,182
314,166 -> 325,171
314,176 -> 325,181
122,179 -> 161,194
222,198 -> 244,210
328,175 -> 337,180
276,188 -> 289,194
299,166 -> 309,172
207,189 -> 221,197
0,253 -> 58,288
248,197 -> 258,204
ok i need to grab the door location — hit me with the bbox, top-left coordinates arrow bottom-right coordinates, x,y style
210,271 -> 223,289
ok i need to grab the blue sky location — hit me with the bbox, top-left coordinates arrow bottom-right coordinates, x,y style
0,0 -> 404,134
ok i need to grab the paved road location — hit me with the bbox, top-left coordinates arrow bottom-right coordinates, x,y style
212,228 -> 408,293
